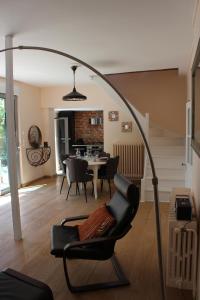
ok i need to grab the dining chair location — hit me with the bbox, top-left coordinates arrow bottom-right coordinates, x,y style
98,151 -> 110,158
98,156 -> 119,198
59,154 -> 70,194
66,158 -> 93,202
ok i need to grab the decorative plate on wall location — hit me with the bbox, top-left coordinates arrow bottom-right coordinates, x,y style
108,111 -> 119,121
121,121 -> 132,132
28,125 -> 42,148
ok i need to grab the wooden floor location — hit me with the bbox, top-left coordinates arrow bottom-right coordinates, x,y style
0,176 -> 193,300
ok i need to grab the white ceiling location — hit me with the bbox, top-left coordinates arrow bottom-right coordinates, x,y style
0,0 -> 197,87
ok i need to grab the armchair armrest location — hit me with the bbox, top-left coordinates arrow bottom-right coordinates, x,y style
61,215 -> 89,226
63,224 -> 132,256
64,235 -> 116,253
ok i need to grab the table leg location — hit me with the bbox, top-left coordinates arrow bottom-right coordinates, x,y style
90,165 -> 98,199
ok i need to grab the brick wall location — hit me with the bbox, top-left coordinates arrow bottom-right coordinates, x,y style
74,111 -> 103,144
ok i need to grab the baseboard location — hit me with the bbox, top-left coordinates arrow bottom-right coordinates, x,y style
21,175 -> 55,187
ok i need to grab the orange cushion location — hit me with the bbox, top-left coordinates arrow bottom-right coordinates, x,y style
78,206 -> 116,241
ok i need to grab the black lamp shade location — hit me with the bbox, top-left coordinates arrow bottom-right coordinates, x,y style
62,87 -> 87,101
63,65 -> 87,101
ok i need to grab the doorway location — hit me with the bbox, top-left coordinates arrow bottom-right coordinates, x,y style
0,93 -> 20,195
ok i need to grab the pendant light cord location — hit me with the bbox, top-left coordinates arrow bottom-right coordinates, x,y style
72,65 -> 77,90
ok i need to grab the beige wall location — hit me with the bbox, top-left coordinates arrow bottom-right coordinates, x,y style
0,78 -> 143,185
0,78 -> 45,185
40,83 -> 143,157
107,69 -> 187,136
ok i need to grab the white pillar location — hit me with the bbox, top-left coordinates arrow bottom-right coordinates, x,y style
5,35 -> 22,240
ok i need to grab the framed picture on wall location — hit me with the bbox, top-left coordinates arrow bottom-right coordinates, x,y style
121,121 -> 132,132
108,111 -> 119,121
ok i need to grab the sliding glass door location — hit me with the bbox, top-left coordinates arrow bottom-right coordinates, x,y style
0,93 -> 20,195
0,95 -> 9,194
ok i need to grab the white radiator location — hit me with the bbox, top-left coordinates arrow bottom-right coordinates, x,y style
113,144 -> 144,179
166,188 -> 198,298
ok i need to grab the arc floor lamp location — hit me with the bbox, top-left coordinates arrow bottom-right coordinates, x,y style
0,42 -> 166,300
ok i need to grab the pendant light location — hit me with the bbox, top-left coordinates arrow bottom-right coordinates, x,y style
62,65 -> 87,101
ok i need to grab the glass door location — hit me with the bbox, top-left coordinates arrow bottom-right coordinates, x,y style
0,94 -> 9,194
0,93 -> 20,195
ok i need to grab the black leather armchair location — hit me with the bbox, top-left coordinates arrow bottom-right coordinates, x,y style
0,268 -> 54,300
50,174 -> 140,293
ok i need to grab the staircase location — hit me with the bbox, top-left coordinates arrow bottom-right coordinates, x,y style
144,125 -> 186,201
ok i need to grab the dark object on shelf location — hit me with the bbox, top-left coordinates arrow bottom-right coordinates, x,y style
26,146 -> 51,167
175,196 -> 192,220
89,117 -> 103,125
0,268 -> 54,300
28,125 -> 42,148
50,174 -> 140,293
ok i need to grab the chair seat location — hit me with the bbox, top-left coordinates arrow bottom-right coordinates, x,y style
81,173 -> 93,182
51,225 -> 79,257
0,269 -> 53,300
51,225 -> 114,260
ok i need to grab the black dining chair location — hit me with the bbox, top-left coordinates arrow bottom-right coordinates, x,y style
98,156 -> 119,198
98,151 -> 110,158
50,174 -> 140,293
59,154 -> 70,194
66,158 -> 93,202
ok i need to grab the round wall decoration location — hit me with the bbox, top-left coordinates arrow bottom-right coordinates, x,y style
28,125 -> 42,148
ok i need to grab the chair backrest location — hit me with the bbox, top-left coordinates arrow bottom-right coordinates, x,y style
59,154 -> 70,174
98,151 -> 111,158
104,156 -> 119,179
66,158 -> 89,182
106,173 -> 140,236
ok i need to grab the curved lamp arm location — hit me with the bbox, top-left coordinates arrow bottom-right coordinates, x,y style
0,45 -> 166,300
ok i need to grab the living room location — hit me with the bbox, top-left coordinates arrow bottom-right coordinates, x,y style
0,1 -> 199,300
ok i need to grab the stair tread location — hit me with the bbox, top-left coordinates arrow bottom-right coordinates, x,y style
146,187 -> 172,192
145,126 -> 186,201
146,176 -> 184,181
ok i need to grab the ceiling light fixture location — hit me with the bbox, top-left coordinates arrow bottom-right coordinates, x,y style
62,65 -> 87,101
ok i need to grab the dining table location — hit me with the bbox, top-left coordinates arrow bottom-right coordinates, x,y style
64,156 -> 106,200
